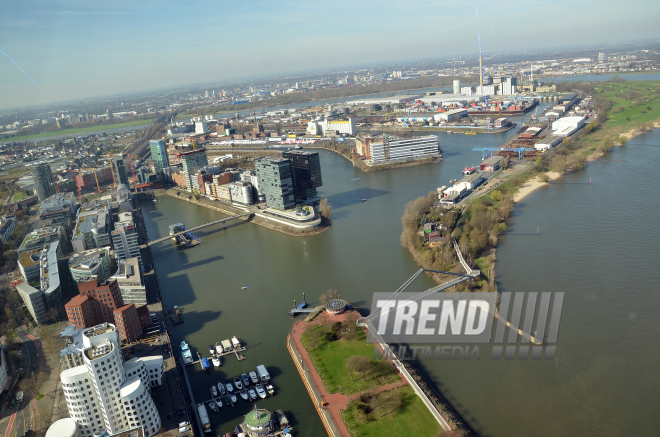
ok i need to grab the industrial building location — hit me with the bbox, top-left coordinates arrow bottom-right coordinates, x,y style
433,109 -> 468,123
30,162 -> 56,202
58,323 -> 162,436
306,117 -> 356,136
552,116 -> 586,137
369,136 -> 440,164
282,150 -> 323,203
479,156 -> 503,172
254,158 -> 295,210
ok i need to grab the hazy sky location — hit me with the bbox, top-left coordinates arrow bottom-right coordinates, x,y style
1,0 -> 657,111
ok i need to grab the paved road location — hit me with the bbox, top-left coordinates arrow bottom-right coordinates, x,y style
0,327 -> 41,437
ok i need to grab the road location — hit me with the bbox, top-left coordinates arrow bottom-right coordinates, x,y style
0,327 -> 41,437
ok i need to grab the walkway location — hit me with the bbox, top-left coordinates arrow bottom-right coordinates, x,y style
289,311 -> 409,437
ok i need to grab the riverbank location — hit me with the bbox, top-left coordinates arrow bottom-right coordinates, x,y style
358,124 -> 515,135
154,188 -> 331,237
3,118 -> 155,143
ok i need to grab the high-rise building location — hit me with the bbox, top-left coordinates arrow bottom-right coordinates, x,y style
110,258 -> 146,306
176,148 -> 208,192
149,140 -> 170,180
69,247 -> 112,284
111,155 -> 129,185
31,162 -> 56,202
598,52 -> 605,63
59,323 -> 162,436
111,213 -> 141,267
281,151 -> 322,203
254,158 -> 295,210
16,282 -> 48,324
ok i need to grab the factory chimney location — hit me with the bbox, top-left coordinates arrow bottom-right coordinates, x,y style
479,54 -> 484,87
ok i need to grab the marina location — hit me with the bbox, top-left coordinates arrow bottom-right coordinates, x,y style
181,336 -> 247,367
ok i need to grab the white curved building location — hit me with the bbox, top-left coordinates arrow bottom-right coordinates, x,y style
46,418 -> 79,437
60,323 -> 162,437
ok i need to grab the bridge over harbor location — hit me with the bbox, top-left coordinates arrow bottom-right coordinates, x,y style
145,211 -> 253,246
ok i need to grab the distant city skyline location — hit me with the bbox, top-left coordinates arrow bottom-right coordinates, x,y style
1,0 -> 658,110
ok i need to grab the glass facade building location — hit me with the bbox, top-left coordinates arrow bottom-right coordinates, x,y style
282,151 -> 322,202
31,162 -> 56,202
176,148 -> 208,191
254,158 -> 295,210
111,155 -> 129,185
149,140 -> 170,179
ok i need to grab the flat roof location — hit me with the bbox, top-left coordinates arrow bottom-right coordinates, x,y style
482,156 -> 503,165
84,339 -> 113,360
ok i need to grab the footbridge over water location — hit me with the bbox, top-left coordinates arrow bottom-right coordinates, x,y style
145,211 -> 253,246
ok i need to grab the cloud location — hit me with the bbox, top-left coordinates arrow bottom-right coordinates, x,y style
36,10 -> 131,15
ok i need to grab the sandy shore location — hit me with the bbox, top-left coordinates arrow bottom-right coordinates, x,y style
513,171 -> 561,203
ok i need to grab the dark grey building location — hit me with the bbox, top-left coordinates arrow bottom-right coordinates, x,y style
254,158 -> 295,210
111,155 -> 129,185
282,151 -> 322,203
31,162 -> 56,202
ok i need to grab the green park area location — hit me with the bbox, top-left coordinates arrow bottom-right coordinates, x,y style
300,309 -> 442,437
6,118 -> 154,142
343,385 -> 445,437
301,321 -> 399,396
11,191 -> 27,202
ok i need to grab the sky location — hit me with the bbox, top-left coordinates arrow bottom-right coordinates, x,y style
1,0 -> 658,111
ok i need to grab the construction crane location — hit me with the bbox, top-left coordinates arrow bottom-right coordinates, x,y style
126,154 -> 137,182
82,168 -> 102,193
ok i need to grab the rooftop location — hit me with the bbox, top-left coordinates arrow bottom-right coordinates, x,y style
84,339 -> 113,360
244,408 -> 272,429
82,323 -> 115,338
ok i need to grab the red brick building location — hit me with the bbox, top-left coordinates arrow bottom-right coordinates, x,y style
136,305 -> 154,331
113,304 -> 144,343
171,172 -> 187,189
77,277 -> 124,322
65,295 -> 96,329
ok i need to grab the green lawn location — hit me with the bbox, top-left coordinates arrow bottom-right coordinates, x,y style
11,191 -> 27,202
343,386 -> 445,437
6,119 -> 155,142
301,325 -> 399,395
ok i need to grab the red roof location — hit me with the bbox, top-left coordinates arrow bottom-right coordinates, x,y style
113,304 -> 136,315
66,294 -> 90,308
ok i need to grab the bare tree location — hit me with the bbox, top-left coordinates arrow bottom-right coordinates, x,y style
346,355 -> 372,382
319,289 -> 341,305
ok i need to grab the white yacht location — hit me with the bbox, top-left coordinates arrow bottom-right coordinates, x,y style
239,390 -> 249,401
211,386 -> 217,397
215,342 -> 224,354
215,397 -> 223,409
231,336 -> 241,349
255,384 -> 267,399
249,371 -> 259,384
225,382 -> 234,393
212,356 -> 221,367
233,376 -> 243,390
217,382 -> 225,396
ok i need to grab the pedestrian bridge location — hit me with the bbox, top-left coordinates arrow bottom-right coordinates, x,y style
145,212 -> 253,246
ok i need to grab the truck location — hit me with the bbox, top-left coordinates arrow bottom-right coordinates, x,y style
256,365 -> 270,382
197,403 -> 212,434
15,391 -> 24,404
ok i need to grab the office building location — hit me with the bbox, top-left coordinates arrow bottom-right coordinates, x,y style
176,148 -> 208,192
149,140 -> 170,180
112,304 -> 144,344
239,171 -> 260,200
368,136 -> 440,164
39,192 -> 77,225
111,155 -> 129,185
282,151 -> 323,202
69,247 -> 112,284
72,203 -> 111,253
59,323 -> 161,436
111,258 -> 146,306
18,226 -> 63,255
111,213 -> 141,267
229,182 -> 253,206
17,241 -> 61,309
31,162 -> 56,202
0,215 -> 16,245
16,282 -> 48,325
254,158 -> 295,210
0,349 -> 8,404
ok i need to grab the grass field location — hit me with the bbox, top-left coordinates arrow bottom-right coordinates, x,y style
5,119 -> 155,142
0,166 -> 29,182
343,386 -> 445,437
11,191 -> 27,202
301,325 -> 399,395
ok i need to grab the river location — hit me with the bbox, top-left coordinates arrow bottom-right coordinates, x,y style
140,120 -> 660,436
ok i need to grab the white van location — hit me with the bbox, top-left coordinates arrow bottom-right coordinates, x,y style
178,422 -> 189,428
178,426 -> 190,433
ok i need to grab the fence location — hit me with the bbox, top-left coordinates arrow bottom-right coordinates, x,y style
286,326 -> 344,437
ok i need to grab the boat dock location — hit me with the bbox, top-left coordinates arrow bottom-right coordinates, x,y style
189,338 -> 247,368
168,307 -> 183,325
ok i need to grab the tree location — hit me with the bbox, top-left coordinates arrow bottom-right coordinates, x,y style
490,190 -> 502,202
538,173 -> 550,183
318,198 -> 332,221
19,374 -> 36,397
319,289 -> 341,305
346,355 -> 372,382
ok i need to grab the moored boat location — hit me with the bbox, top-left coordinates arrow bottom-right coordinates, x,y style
207,401 -> 218,413
201,357 -> 210,371
215,397 -> 223,409
241,373 -> 250,387
215,342 -> 224,354
231,336 -> 241,349
233,376 -> 243,390
208,345 -> 216,355
239,390 -> 249,401
248,388 -> 257,401
230,393 -> 237,404
255,384 -> 267,399
217,382 -> 225,396
180,341 -> 193,366
249,371 -> 259,384
212,356 -> 221,367
211,386 -> 217,397
225,382 -> 233,393
266,384 -> 274,396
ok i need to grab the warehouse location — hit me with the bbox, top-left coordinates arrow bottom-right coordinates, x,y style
479,156 -> 503,172
552,116 -> 586,137
433,109 -> 468,123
